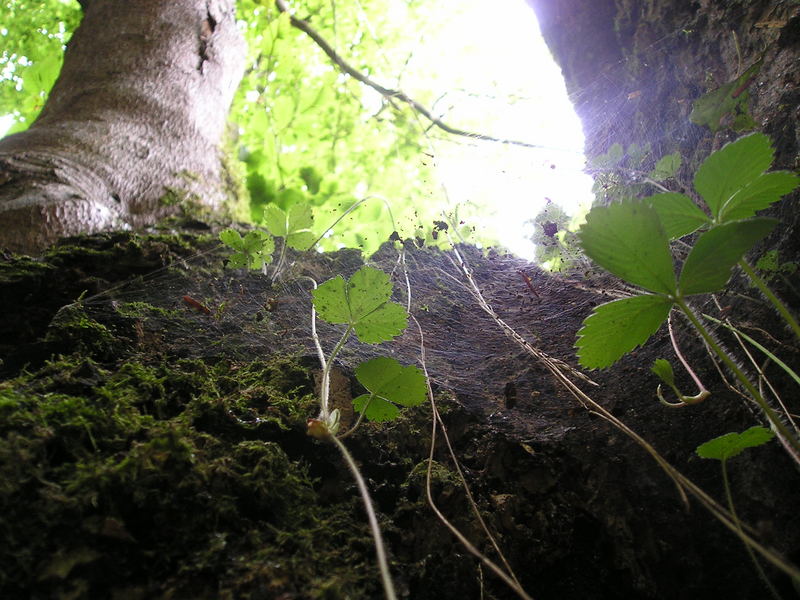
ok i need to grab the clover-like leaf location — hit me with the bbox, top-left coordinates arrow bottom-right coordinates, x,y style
576,294 -> 673,369
263,203 -> 316,250
356,357 -> 427,408
353,393 -> 400,422
219,229 -> 274,270
696,426 -> 774,462
312,267 -> 408,344
648,192 -> 710,239
694,132 -> 774,220
718,171 -> 800,223
578,200 -> 676,295
678,217 -> 778,295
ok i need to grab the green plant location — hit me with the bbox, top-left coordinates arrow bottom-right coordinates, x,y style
696,426 -> 783,598
575,133 -> 800,451
306,266 -> 426,600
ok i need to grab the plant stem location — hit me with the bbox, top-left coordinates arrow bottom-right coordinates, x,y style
739,259 -> 800,341
675,298 -> 800,454
316,325 -> 352,420
721,460 -> 784,600
330,434 -> 398,600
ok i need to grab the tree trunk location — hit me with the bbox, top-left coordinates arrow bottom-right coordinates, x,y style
0,0 -> 245,254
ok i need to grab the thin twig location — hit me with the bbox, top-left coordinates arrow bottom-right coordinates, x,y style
274,0 -> 550,150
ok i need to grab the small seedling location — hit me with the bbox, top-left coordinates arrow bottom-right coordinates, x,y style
219,228 -> 275,273
696,426 -> 783,599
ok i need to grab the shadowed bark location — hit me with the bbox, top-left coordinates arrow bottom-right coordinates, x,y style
0,0 -> 245,254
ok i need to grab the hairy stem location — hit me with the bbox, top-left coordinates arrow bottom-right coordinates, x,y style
675,298 -> 800,454
330,434 -> 398,600
739,259 -> 800,341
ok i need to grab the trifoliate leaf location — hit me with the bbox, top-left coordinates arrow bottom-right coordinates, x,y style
718,171 -> 800,223
651,358 -> 675,387
648,193 -> 710,239
678,217 -> 778,295
242,230 -> 274,270
650,152 -> 682,180
696,426 -> 774,461
353,394 -> 400,423
312,267 -> 408,344
355,357 -> 427,408
576,294 -> 673,369
694,133 -> 774,220
578,200 -> 676,295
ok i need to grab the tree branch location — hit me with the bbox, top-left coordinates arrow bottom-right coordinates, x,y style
274,0 -> 548,150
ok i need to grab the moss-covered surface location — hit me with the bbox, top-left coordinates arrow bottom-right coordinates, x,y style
0,352 -> 380,598
3,230 -> 800,599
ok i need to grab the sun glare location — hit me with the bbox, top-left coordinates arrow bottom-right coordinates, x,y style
404,0 -> 593,259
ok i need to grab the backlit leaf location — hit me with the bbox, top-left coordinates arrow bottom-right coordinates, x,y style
353,394 -> 400,422
355,357 -> 427,407
678,218 -> 778,295
648,192 -> 710,239
578,200 -> 676,295
696,426 -> 774,461
694,133 -> 773,219
576,294 -> 673,369
312,267 -> 408,344
719,171 -> 800,223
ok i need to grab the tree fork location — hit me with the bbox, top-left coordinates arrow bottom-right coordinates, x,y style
0,0 -> 246,254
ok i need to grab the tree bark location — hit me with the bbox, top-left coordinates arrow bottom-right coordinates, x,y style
0,0 -> 245,254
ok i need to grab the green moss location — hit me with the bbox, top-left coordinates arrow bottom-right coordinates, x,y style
43,304 -> 119,359
0,353 -> 378,598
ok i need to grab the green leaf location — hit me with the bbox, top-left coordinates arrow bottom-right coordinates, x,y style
576,294 -> 673,369
355,357 -> 427,407
696,426 -> 774,461
353,394 -> 400,422
285,203 -> 316,250
219,229 -> 274,270
354,302 -> 409,344
719,171 -> 800,223
650,152 -> 681,180
694,133 -> 774,220
678,218 -> 778,295
647,192 -> 710,239
312,267 -> 409,344
651,358 -> 675,387
689,59 -> 762,132
264,205 -> 288,237
219,228 -> 244,251
578,201 -> 676,295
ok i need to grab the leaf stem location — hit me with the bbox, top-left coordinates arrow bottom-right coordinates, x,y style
319,325 -> 353,421
675,298 -> 800,454
667,312 -> 711,404
739,259 -> 800,341
329,434 -> 398,600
